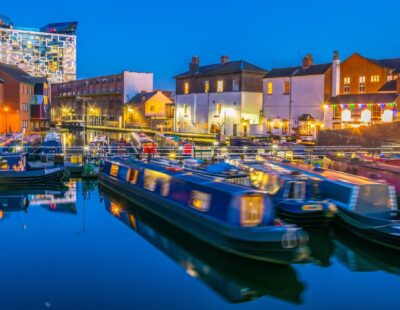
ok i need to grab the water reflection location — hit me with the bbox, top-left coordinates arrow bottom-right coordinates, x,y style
99,185 -> 305,304
0,182 -> 77,219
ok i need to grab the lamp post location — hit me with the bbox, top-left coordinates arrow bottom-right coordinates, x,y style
3,106 -> 9,133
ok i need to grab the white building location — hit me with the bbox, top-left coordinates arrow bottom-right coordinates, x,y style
263,53 -> 338,140
174,56 -> 267,136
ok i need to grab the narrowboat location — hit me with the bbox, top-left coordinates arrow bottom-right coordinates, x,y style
100,186 -> 305,304
98,157 -> 309,264
260,156 -> 400,250
323,154 -> 400,196
0,153 -> 66,187
227,157 -> 337,226
89,135 -> 109,158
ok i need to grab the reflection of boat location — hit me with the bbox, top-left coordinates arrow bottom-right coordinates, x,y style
100,186 -> 305,304
99,157 -> 309,264
334,227 -> 400,275
0,153 -> 66,186
228,157 -> 337,226
261,156 -> 400,250
0,185 -> 75,218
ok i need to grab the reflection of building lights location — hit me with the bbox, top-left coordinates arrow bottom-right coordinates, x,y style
272,144 -> 278,150
360,109 -> 371,123
341,109 -> 352,122
381,109 -> 393,122
110,203 -> 121,217
0,210 -> 3,219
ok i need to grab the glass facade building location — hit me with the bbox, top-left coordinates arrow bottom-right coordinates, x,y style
0,15 -> 77,83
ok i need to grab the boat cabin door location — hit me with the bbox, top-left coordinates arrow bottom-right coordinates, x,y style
284,181 -> 306,200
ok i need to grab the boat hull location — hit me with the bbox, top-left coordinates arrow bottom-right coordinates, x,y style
277,208 -> 335,227
336,209 -> 400,251
0,167 -> 65,187
98,174 -> 309,264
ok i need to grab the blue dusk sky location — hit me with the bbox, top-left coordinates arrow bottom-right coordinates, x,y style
2,0 -> 399,90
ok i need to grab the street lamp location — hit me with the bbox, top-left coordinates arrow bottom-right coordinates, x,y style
3,106 -> 9,133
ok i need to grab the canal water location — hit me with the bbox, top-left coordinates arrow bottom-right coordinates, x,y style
1,180 -> 400,310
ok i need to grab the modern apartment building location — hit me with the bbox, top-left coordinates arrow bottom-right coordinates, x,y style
51,71 -> 153,127
174,56 -> 267,136
0,14 -> 77,83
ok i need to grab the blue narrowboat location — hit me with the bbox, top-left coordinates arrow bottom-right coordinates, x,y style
227,157 -> 337,226
98,157 -> 309,264
100,187 -> 305,304
261,157 -> 400,250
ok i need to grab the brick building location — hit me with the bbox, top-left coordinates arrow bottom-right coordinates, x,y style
324,53 -> 400,129
51,71 -> 153,127
0,63 -> 37,133
174,56 -> 267,136
125,90 -> 174,131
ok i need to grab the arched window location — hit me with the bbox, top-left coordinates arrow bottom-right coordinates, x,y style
360,109 -> 371,123
341,109 -> 352,122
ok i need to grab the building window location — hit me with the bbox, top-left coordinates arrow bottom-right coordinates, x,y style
205,80 -> 210,93
333,105 -> 342,119
267,82 -> 273,95
150,106 -> 155,112
22,103 -> 28,111
359,76 -> 366,93
216,103 -> 222,115
184,82 -> 190,94
371,75 -> 380,83
284,81 -> 290,94
217,80 -> 224,93
22,121 -> 28,128
232,79 -> 240,92
343,77 -> 350,94
372,105 -> 381,119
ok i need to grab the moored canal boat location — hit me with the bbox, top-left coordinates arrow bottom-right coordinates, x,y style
98,157 -> 309,264
260,156 -> 400,250
227,157 -> 337,226
0,153 -> 66,187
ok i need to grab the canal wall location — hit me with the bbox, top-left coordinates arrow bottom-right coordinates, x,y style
317,121 -> 400,147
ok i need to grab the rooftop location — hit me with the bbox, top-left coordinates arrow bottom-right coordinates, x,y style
265,63 -> 331,78
327,93 -> 399,104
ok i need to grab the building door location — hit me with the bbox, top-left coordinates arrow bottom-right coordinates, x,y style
243,125 -> 248,137
233,124 -> 238,136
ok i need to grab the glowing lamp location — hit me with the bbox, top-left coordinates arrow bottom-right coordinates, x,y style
381,110 -> 393,122
323,104 -> 329,110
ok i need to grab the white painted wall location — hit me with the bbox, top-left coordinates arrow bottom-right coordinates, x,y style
175,91 -> 263,135
123,71 -> 154,103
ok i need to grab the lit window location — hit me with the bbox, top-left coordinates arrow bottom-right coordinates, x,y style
371,75 -> 380,83
341,109 -> 352,122
333,105 -> 342,119
372,105 -> 381,118
284,81 -> 290,94
110,164 -> 119,177
204,81 -> 209,93
343,77 -> 350,94
161,180 -> 170,196
190,190 -> 211,212
359,76 -> 366,93
184,82 -> 190,94
360,109 -> 371,123
232,79 -> 240,92
240,195 -> 264,227
217,80 -> 224,93
128,169 -> 138,184
183,122 -> 188,129
204,122 -> 208,130
216,103 -> 222,115
382,109 -> 393,122
267,82 -> 273,95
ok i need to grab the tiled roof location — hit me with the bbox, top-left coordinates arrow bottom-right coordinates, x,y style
373,58 -> 400,73
379,80 -> 397,92
264,63 -> 331,78
327,93 -> 399,104
0,62 -> 34,83
174,60 -> 267,79
127,90 -> 173,104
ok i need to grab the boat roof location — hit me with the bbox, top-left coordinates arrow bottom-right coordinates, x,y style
108,157 -> 257,195
262,158 -> 384,186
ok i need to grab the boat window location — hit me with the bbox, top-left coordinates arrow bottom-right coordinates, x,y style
143,169 -> 171,194
143,175 -> 156,192
110,164 -> 119,177
128,169 -> 139,184
240,195 -> 264,227
356,185 -> 391,214
287,182 -> 306,200
161,180 -> 170,197
190,190 -> 211,212
311,182 -> 321,199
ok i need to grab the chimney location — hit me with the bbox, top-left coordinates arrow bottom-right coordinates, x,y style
189,56 -> 199,72
302,54 -> 314,69
332,51 -> 340,97
220,55 -> 229,64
